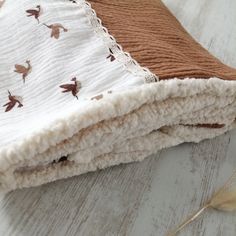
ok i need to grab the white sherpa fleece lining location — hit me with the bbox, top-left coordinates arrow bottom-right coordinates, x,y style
0,0 -> 236,192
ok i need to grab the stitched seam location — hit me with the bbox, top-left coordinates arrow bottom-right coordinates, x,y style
75,0 -> 158,83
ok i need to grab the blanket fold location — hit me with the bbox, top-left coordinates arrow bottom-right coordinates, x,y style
0,0 -> 235,192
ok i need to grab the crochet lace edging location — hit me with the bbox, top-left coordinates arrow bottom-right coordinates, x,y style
75,0 -> 158,83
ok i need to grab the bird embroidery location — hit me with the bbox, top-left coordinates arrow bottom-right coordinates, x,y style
60,77 -> 81,99
107,49 -> 115,62
14,60 -> 32,83
26,5 -> 41,23
3,91 -> 23,112
43,23 -> 68,39
91,94 -> 103,100
0,1 -> 5,8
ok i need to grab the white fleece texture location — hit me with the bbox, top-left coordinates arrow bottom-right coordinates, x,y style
0,0 -> 236,192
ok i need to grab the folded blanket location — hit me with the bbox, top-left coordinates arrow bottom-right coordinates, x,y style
0,0 -> 235,192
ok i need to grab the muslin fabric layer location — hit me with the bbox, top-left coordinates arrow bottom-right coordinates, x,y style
91,0 -> 236,81
0,0 -> 235,192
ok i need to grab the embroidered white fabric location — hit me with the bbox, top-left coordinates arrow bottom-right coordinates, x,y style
0,0 -> 236,192
0,0 -> 152,147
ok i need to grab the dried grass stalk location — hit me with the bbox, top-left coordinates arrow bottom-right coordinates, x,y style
166,170 -> 236,236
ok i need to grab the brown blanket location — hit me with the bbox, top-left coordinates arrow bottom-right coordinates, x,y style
91,0 -> 236,81
0,0 -> 235,192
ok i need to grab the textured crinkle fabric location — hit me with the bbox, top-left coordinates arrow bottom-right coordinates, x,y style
0,0 -> 235,192
90,0 -> 236,81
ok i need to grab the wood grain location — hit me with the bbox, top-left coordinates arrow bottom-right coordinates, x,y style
0,0 -> 236,235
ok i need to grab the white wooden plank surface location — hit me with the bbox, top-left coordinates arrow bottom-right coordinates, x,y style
0,0 -> 236,235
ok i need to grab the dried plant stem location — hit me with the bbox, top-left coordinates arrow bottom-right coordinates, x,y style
167,170 -> 236,236
166,204 -> 211,236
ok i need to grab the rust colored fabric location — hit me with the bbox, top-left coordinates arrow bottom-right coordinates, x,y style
90,0 -> 236,80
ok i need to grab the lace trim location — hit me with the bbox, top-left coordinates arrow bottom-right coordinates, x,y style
75,0 -> 159,83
